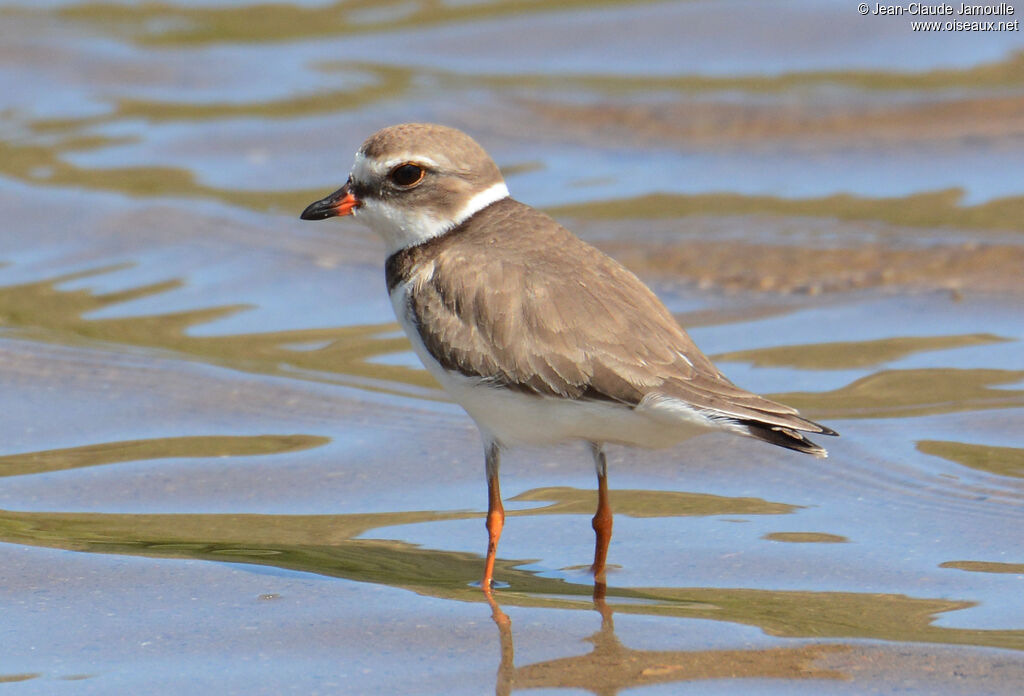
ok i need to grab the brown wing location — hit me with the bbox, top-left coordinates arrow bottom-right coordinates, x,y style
402,199 -> 832,436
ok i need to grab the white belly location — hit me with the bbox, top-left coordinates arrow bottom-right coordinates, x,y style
390,283 -> 713,448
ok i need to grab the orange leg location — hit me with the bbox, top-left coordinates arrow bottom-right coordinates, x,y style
482,442 -> 504,593
589,443 -> 613,586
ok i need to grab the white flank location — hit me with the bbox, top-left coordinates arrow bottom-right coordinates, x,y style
390,279 -> 715,450
638,392 -> 729,432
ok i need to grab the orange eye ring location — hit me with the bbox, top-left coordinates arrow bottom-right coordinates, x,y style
388,162 -> 425,187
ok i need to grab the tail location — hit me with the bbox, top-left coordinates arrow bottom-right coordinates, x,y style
736,419 -> 838,458
639,384 -> 838,457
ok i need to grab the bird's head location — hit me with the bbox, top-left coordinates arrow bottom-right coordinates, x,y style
300,123 -> 509,253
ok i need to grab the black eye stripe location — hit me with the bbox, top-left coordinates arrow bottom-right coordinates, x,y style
349,180 -> 373,200
388,163 -> 425,187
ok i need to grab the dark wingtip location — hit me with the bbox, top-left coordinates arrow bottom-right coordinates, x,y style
739,422 -> 832,458
790,416 -> 838,438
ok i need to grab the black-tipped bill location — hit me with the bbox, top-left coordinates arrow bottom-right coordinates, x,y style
300,182 -> 359,220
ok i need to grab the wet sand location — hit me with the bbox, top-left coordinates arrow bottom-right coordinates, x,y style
1,1 -> 1022,694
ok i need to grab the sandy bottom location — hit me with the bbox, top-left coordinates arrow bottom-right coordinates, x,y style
1,1 -> 1022,692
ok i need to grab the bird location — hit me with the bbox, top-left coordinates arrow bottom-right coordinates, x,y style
300,123 -> 837,592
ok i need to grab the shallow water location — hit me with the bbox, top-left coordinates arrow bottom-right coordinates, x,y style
1,1 -> 1022,693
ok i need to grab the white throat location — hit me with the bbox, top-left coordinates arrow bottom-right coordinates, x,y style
354,181 -> 509,254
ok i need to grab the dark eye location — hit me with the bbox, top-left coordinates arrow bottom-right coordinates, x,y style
388,163 -> 425,187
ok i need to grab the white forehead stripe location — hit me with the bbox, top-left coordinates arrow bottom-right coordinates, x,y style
350,151 -> 375,181
384,155 -> 442,170
350,151 -> 444,181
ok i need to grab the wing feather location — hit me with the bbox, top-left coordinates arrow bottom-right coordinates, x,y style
401,199 -> 832,436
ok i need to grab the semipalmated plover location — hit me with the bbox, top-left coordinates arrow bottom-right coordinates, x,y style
301,123 -> 837,591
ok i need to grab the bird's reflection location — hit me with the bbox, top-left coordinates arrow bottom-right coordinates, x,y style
488,595 -> 515,696
487,585 -> 848,695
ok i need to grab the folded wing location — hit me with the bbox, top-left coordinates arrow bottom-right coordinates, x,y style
403,199 -> 836,453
